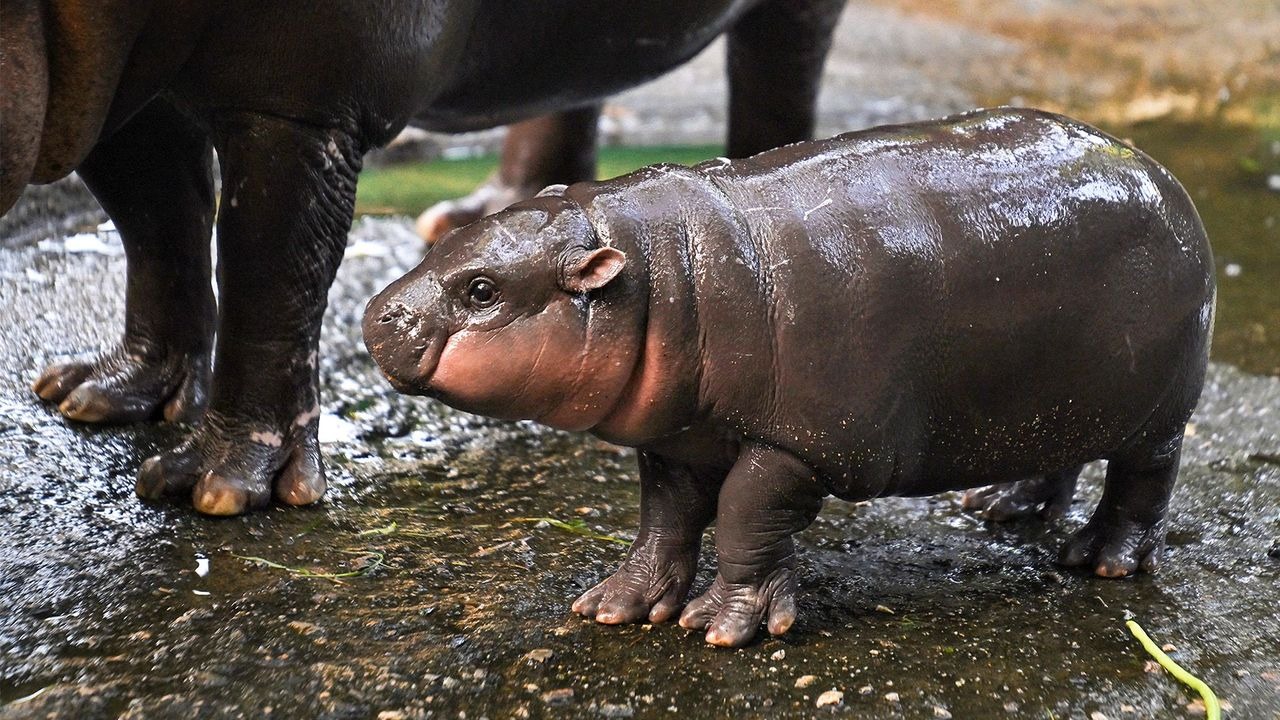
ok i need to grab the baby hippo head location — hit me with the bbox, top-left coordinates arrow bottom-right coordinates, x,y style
363,191 -> 634,431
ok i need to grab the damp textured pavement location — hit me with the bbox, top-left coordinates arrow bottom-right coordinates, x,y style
0,217 -> 1278,720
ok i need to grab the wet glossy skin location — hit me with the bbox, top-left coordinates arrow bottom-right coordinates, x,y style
1,0 -> 842,515
365,108 -> 1215,647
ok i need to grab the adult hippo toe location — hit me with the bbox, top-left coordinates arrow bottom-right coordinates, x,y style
1,0 -> 843,515
364,109 -> 1214,646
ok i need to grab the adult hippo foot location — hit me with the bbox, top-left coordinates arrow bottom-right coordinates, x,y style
677,568 -> 798,648
135,411 -> 325,516
1058,515 -> 1166,577
572,538 -> 700,625
962,466 -> 1082,522
415,177 -> 534,246
33,343 -> 210,424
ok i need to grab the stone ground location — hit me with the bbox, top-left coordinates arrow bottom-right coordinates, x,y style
2,1 -> 1279,719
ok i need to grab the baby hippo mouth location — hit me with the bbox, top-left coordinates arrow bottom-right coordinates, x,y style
361,298 -> 446,395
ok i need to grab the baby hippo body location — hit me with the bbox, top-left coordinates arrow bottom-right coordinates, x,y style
364,108 -> 1214,647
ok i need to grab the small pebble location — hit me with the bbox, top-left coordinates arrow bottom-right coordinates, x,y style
858,685 -> 874,696
934,706 -> 953,719
815,690 -> 843,708
542,688 -> 575,706
771,649 -> 786,661
795,675 -> 818,689
597,702 -> 634,718
884,692 -> 900,703
1091,712 -> 1110,720
524,648 -> 554,664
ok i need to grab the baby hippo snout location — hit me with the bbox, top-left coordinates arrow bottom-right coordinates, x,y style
362,290 -> 442,394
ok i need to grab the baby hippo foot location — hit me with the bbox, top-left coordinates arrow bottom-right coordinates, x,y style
135,411 -> 325,515
961,466 -> 1081,522
1059,514 -> 1166,577
678,568 -> 798,648
33,344 -> 210,424
415,178 -> 534,245
572,539 -> 700,625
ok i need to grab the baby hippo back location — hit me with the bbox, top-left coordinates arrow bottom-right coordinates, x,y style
578,108 -> 1213,498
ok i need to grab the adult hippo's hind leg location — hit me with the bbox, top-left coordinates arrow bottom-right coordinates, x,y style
135,112 -> 360,515
725,0 -> 844,157
573,451 -> 721,625
415,105 -> 601,245
962,465 -> 1083,521
33,99 -> 215,424
679,443 -> 824,648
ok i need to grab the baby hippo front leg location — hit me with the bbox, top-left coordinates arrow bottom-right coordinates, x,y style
679,443 -> 824,647
573,452 -> 720,624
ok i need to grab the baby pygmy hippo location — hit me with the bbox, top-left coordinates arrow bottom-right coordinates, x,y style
363,108 -> 1214,647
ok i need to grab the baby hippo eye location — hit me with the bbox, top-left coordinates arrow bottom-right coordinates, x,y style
466,277 -> 499,308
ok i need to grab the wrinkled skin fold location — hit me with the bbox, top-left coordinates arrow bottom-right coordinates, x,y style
1,0 -> 844,514
365,108 -> 1215,646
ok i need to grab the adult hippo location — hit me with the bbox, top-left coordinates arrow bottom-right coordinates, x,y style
0,0 -> 844,515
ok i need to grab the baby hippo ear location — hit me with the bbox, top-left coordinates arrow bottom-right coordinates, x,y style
561,246 -> 627,294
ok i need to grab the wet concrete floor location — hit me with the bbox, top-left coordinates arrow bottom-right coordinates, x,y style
0,207 -> 1278,718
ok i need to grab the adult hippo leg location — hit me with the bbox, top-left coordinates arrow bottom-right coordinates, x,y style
136,112 -> 360,515
33,98 -> 215,424
961,465 -> 1083,521
724,0 -> 844,157
415,105 -> 601,244
573,451 -> 722,625
679,443 -> 825,647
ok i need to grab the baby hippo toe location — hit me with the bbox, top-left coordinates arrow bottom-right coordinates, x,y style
573,542 -> 698,625
1059,516 -> 1166,577
678,569 -> 798,648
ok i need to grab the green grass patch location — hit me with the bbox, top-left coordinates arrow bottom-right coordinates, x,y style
355,144 -> 723,216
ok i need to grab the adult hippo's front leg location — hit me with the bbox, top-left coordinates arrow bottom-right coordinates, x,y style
678,443 -> 825,648
135,112 -> 360,515
33,99 -> 215,424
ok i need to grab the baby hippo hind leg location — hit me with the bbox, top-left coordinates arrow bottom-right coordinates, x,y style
1059,436 -> 1183,577
679,443 -> 824,648
962,465 -> 1083,522
573,452 -> 721,625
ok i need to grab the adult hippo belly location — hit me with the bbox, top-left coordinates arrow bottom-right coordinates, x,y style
1,0 -> 843,515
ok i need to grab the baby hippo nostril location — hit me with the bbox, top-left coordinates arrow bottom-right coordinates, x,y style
378,304 -> 407,324
375,303 -> 421,329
